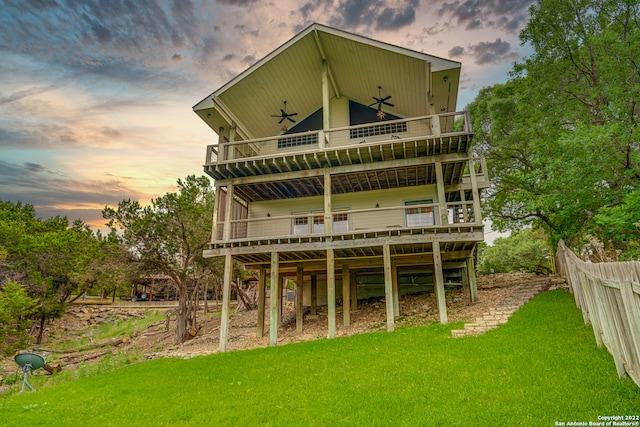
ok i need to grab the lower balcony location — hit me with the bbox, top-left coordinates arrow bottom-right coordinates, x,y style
206,201 -> 484,264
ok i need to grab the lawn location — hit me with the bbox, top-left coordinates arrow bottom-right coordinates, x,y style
1,289 -> 638,426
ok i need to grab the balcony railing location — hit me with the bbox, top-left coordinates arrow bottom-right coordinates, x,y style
215,201 -> 477,242
205,111 -> 472,165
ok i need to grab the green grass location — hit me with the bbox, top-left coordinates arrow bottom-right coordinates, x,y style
1,290 -> 639,426
55,310 -> 166,350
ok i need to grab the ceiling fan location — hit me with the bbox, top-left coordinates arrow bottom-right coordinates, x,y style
271,100 -> 298,124
368,86 -> 394,111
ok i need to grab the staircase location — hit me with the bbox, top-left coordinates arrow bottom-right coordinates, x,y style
451,276 -> 566,338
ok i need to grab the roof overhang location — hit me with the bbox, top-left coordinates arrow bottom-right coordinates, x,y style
194,23 -> 461,141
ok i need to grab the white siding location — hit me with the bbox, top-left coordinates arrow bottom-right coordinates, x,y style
246,185 -> 438,238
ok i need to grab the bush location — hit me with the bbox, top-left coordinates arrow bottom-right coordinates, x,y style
479,229 -> 552,275
0,281 -> 37,355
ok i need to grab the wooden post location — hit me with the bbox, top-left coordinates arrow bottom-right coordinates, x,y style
619,281 -> 640,368
391,260 -> 399,318
324,171 -> 333,235
227,125 -> 236,160
435,162 -> 448,226
468,157 -> 482,224
311,274 -> 317,315
211,186 -> 220,242
433,241 -> 448,324
219,254 -> 233,352
350,270 -> 357,311
218,126 -> 226,161
466,257 -> 478,303
383,244 -> 395,332
222,184 -> 234,241
342,263 -> 350,326
269,252 -> 279,347
296,265 -> 304,333
461,265 -> 470,298
322,59 -> 330,132
327,248 -> 336,338
257,266 -> 266,338
277,275 -> 283,325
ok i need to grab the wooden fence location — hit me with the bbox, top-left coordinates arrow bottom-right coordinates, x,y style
555,240 -> 640,387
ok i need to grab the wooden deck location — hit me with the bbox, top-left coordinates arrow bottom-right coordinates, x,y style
204,224 -> 483,265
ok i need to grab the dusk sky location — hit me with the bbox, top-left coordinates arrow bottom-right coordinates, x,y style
0,0 -> 535,234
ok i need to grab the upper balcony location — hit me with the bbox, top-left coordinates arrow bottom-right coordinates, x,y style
204,111 -> 473,180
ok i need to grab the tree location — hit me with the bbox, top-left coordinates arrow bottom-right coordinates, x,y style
469,0 -> 640,254
593,188 -> 640,260
478,229 -> 553,275
0,200 -> 100,344
0,281 -> 36,355
103,175 -> 216,343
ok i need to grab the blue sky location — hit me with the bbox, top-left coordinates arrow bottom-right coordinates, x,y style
0,0 -> 535,233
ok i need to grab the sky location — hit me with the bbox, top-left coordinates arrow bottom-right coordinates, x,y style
0,0 -> 535,238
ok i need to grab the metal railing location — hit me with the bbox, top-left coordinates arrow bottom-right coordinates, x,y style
205,111 -> 472,165
215,201 -> 478,241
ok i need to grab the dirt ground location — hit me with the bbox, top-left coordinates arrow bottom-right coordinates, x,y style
1,273 -> 566,393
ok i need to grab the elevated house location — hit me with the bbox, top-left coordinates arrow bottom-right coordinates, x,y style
193,23 -> 490,351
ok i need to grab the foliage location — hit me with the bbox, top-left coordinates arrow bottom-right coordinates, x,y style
103,175 -> 216,343
469,0 -> 640,255
478,228 -> 553,275
593,188 -> 640,260
0,281 -> 36,355
0,201 -> 104,345
1,291 -> 638,424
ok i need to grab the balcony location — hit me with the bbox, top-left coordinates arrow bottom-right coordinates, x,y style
204,111 -> 473,180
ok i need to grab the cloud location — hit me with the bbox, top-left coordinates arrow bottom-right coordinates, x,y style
448,45 -> 465,58
468,37 -> 518,64
437,0 -> 535,34
0,159 -> 147,215
322,0 -> 419,32
216,0 -> 259,6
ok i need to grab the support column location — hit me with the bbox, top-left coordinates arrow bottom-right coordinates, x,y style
211,186 -> 221,242
222,184 -> 234,241
468,158 -> 482,224
269,252 -> 279,347
342,263 -> 350,326
257,266 -> 266,338
383,244 -> 395,332
296,264 -> 304,333
277,275 -> 283,325
433,241 -> 448,324
322,59 -> 330,131
350,271 -> 357,311
461,265 -> 470,299
227,125 -> 236,161
310,274 -> 317,315
324,171 -> 332,235
435,162 -> 448,226
391,260 -> 399,318
327,249 -> 336,338
467,257 -> 478,303
219,253 -> 233,352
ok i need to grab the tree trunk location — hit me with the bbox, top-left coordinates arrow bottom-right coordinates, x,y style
204,280 -> 209,314
36,316 -> 46,345
176,288 -> 189,344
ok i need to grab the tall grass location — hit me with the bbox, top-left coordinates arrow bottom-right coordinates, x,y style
1,290 -> 638,426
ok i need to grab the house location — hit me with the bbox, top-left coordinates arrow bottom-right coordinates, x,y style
193,23 -> 490,352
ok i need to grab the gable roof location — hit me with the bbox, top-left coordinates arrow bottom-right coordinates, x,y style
193,23 -> 461,140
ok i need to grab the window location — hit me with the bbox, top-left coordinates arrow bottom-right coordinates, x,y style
333,213 -> 349,233
292,211 -> 350,235
348,100 -> 406,139
293,217 -> 308,235
312,215 -> 324,234
405,200 -> 434,227
277,133 -> 318,149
